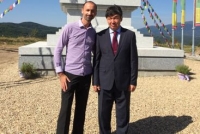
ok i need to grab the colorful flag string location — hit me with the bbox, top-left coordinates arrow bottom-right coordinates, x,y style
146,0 -> 172,37
140,6 -> 153,37
145,0 -> 171,47
0,0 -> 20,19
140,0 -> 171,47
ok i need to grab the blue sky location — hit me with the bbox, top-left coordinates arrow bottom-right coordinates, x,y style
0,0 -> 194,29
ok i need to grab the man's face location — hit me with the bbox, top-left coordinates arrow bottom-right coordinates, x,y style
106,14 -> 122,31
82,3 -> 97,22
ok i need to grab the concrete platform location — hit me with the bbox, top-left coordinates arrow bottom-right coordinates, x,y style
18,0 -> 184,76
18,41 -> 184,76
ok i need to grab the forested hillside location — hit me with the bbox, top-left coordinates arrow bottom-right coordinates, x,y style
0,22 -> 60,38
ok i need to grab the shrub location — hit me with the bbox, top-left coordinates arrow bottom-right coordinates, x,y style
20,62 -> 38,79
175,64 -> 191,75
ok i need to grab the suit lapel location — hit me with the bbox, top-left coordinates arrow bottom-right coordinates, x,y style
105,28 -> 115,57
115,27 -> 125,57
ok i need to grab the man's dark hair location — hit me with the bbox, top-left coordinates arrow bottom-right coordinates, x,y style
83,1 -> 97,10
105,5 -> 123,18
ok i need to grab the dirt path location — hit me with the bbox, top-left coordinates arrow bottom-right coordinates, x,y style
0,45 -> 200,133
0,45 -> 20,69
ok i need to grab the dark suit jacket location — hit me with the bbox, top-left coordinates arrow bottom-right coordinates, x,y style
93,27 -> 138,90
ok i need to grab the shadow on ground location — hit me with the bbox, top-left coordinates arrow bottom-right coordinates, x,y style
112,115 -> 193,134
0,76 -> 57,89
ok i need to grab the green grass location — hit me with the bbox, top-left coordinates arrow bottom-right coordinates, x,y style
154,42 -> 200,53
0,37 -> 46,46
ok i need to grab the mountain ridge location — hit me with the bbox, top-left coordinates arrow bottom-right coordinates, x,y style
0,21 -> 199,45
0,22 -> 60,38
137,21 -> 200,45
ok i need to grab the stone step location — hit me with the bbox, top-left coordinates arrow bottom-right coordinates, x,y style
19,41 -> 184,57
47,26 -> 153,48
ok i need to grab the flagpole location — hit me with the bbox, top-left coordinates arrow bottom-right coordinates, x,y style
192,0 -> 195,56
172,0 -> 176,49
181,0 -> 185,50
172,28 -> 174,48
181,27 -> 184,50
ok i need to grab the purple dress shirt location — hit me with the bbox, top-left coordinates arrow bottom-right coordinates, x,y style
54,20 -> 96,76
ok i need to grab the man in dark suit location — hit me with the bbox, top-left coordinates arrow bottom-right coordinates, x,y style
93,5 -> 138,134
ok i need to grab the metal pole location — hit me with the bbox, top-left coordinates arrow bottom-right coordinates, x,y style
192,0 -> 195,56
172,28 -> 174,48
181,27 -> 184,50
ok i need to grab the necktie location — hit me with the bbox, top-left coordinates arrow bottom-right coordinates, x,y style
112,31 -> 118,55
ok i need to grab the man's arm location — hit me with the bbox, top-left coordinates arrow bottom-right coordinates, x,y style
53,25 -> 70,91
130,32 -> 138,87
92,34 -> 101,92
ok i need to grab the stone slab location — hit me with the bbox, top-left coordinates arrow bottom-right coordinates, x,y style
136,36 -> 154,48
19,42 -> 65,55
138,47 -> 184,57
19,56 -> 63,70
29,70 -> 178,77
139,57 -> 183,70
19,42 -> 184,57
47,34 -> 60,46
139,71 -> 177,77
19,55 -> 183,71
47,27 -> 153,48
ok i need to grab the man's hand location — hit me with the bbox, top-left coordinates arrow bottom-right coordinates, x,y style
58,72 -> 71,92
129,85 -> 136,92
93,85 -> 100,92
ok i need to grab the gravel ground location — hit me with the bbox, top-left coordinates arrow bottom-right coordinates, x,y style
0,55 -> 200,133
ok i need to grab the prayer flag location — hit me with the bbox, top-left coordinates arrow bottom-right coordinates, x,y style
181,0 -> 185,27
172,0 -> 177,29
195,0 -> 200,26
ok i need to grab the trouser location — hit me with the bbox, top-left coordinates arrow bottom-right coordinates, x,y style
98,84 -> 130,134
56,72 -> 91,134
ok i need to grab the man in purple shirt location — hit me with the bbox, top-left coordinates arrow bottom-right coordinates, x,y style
53,1 -> 97,134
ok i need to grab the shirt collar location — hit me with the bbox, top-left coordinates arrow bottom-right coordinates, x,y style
78,19 -> 93,29
109,26 -> 121,34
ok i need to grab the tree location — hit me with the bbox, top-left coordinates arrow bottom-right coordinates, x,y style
29,29 -> 38,37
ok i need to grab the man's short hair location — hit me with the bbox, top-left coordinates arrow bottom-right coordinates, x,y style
83,1 -> 97,10
105,5 -> 123,18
